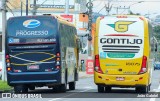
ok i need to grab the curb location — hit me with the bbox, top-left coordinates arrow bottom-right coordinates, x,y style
0,89 -> 12,93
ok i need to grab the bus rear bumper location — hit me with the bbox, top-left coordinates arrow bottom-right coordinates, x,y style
7,71 -> 61,86
94,72 -> 149,87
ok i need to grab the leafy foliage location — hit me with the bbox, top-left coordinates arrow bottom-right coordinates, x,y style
154,25 -> 160,40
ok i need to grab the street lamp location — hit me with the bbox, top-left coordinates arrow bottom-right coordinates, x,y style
128,1 -> 144,14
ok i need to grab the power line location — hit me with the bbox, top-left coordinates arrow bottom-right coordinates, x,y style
6,4 -> 15,16
20,0 -> 32,13
92,1 -> 104,8
7,1 -> 16,9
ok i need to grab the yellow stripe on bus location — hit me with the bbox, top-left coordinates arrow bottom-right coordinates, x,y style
10,52 -> 56,66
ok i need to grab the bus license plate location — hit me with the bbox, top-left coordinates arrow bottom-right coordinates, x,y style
27,65 -> 39,70
116,77 -> 125,81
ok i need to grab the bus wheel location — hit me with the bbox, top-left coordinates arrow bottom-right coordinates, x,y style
136,86 -> 148,93
69,82 -> 76,90
60,70 -> 67,92
29,86 -> 35,90
143,86 -> 149,93
105,86 -> 111,93
14,86 -> 22,93
14,85 -> 28,93
22,86 -> 28,93
98,85 -> 104,93
60,84 -> 67,92
148,84 -> 151,91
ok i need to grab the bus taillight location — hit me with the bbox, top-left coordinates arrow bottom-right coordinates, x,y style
6,54 -> 11,71
56,66 -> 60,69
56,52 -> 60,69
95,55 -> 103,74
56,53 -> 60,57
139,56 -> 147,74
6,54 -> 9,59
7,67 -> 11,71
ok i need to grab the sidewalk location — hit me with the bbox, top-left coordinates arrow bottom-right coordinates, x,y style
79,71 -> 93,79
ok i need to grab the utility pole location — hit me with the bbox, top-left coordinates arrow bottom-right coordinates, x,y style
86,0 -> 93,57
65,0 -> 69,14
21,1 -> 23,16
105,0 -> 112,15
26,0 -> 28,15
32,0 -> 37,15
1,0 -> 7,81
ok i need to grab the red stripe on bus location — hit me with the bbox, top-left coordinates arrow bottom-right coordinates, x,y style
8,42 -> 56,46
104,34 -> 138,37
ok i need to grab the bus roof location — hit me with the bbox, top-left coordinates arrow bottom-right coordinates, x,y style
98,15 -> 147,20
8,15 -> 76,28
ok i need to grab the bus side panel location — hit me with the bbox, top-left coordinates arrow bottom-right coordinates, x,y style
94,18 -> 101,83
144,18 -> 154,86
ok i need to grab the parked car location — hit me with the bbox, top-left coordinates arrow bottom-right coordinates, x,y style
0,61 -> 2,79
154,62 -> 160,70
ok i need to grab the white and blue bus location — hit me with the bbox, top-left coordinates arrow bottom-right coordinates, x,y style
6,15 -> 80,93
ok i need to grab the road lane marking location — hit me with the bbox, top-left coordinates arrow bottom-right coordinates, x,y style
48,88 -> 92,101
48,98 -> 61,101
150,84 -> 160,101
48,93 -> 76,101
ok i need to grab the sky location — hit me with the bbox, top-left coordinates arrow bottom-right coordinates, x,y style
1,0 -> 160,17
92,0 -> 160,18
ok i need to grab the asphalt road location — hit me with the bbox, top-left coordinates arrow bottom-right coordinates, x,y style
1,70 -> 160,101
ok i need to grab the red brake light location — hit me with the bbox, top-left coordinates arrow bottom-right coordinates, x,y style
95,55 -> 103,74
6,55 -> 9,59
95,55 -> 100,67
139,56 -> 147,74
56,53 -> 60,57
56,66 -> 60,69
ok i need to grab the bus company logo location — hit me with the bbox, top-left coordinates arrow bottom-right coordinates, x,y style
107,21 -> 135,32
23,19 -> 40,28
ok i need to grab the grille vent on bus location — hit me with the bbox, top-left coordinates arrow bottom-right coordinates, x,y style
102,45 -> 140,53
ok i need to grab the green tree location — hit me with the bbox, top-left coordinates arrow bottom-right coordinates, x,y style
154,25 -> 160,40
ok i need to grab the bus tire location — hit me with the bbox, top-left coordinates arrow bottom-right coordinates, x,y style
14,86 -> 22,93
98,85 -> 104,93
69,82 -> 76,90
75,68 -> 78,81
29,86 -> 35,90
148,84 -> 151,91
105,86 -> 111,93
136,86 -> 148,93
60,84 -> 66,92
14,85 -> 28,93
22,86 -> 28,93
52,86 -> 59,93
59,69 -> 67,92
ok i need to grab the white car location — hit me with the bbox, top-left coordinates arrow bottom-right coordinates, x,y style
0,61 -> 2,79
